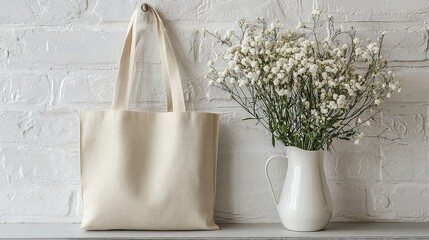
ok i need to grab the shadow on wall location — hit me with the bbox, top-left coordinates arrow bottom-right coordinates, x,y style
213,121 -> 287,223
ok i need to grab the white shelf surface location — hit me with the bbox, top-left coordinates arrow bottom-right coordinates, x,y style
1,223 -> 429,239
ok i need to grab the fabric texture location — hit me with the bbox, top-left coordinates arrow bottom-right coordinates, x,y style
80,5 -> 220,230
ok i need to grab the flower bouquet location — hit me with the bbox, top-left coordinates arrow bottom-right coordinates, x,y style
205,10 -> 400,151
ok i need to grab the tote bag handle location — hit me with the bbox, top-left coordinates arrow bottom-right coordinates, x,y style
112,5 -> 186,112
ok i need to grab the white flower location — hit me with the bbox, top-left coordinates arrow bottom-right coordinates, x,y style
277,89 -> 291,97
374,99 -> 381,105
354,139 -> 360,145
228,61 -> 235,68
297,68 -> 306,75
263,65 -> 270,72
355,48 -> 363,55
308,64 -> 318,74
336,95 -> 346,108
205,17 -> 399,150
225,29 -> 233,38
322,72 -> 328,79
304,101 -> 310,108
362,51 -> 371,60
353,38 -> 360,44
328,101 -> 338,109
312,8 -> 321,16
271,67 -> 279,74
273,79 -> 280,86
238,79 -> 247,87
321,106 -> 328,114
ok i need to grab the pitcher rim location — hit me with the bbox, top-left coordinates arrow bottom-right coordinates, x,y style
285,146 -> 323,153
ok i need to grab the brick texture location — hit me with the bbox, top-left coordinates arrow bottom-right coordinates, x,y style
0,0 -> 428,223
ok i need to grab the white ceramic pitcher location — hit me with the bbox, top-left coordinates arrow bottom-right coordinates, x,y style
265,146 -> 332,231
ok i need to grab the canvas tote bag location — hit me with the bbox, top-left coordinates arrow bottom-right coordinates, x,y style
80,5 -> 220,230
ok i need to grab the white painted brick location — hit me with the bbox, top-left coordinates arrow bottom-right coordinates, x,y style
215,150 -> 280,223
324,144 -> 381,181
1,0 -> 307,25
0,73 -> 52,106
381,144 -> 429,181
389,67 -> 429,103
328,181 -> 367,222
0,110 -> 78,143
83,0 -> 311,23
4,23 -> 209,68
315,0 -> 429,22
0,0 -> 87,24
73,188 -> 83,218
0,185 -> 72,220
0,1 -> 35,24
217,109 -> 273,151
4,28 -> 124,68
376,105 -> 426,143
0,146 -> 79,183
56,64 -> 201,107
369,184 -> 429,221
379,29 -> 427,62
58,69 -> 116,105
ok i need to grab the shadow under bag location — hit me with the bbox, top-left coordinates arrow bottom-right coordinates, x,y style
79,5 -> 220,230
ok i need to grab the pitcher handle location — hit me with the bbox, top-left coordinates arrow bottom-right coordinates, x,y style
265,155 -> 288,206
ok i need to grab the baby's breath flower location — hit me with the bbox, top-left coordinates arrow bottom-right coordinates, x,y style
205,16 -> 398,150
225,29 -> 233,38
312,8 -> 321,16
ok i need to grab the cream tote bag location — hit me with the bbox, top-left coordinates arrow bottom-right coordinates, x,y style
80,5 -> 220,230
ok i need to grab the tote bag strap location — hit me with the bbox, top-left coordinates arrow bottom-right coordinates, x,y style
112,5 -> 186,112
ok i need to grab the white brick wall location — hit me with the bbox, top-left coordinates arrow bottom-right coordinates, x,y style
0,0 -> 428,223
